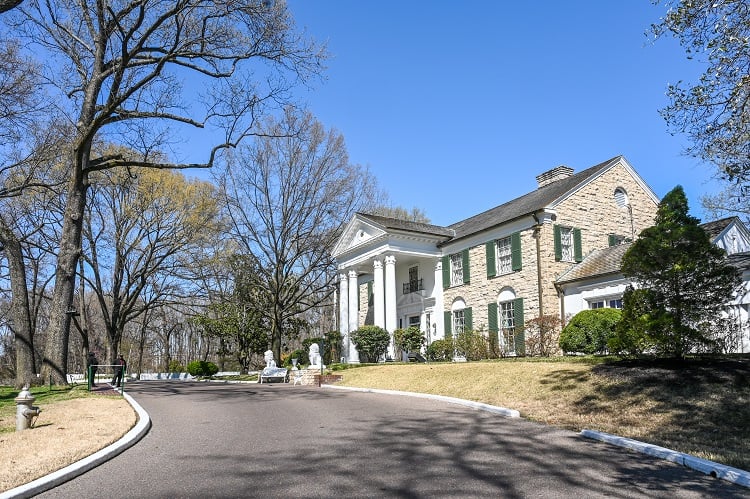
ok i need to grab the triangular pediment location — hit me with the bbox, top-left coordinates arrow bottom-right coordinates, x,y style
332,216 -> 387,257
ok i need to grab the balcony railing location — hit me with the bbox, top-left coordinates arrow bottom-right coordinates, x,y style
402,279 -> 424,294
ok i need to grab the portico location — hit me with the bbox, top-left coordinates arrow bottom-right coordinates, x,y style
332,214 -> 454,362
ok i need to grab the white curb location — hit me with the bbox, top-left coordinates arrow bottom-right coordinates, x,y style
1,392 -> 151,499
322,384 -> 520,418
581,429 -> 750,488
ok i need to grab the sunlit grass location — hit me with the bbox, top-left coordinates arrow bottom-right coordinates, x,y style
0,384 -> 95,434
337,358 -> 750,470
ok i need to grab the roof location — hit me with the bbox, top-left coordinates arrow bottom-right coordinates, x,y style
728,252 -> 750,272
700,217 -> 737,240
556,243 -> 631,284
356,213 -> 455,238
446,156 -> 622,242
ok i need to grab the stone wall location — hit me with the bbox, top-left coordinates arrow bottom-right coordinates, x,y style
442,162 -> 659,332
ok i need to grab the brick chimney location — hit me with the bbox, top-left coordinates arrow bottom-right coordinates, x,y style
536,165 -> 574,188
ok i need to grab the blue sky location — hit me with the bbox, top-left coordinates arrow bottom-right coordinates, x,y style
275,0 -> 723,226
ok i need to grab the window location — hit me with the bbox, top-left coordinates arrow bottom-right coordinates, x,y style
450,253 -> 463,287
445,302 -> 472,339
554,225 -> 582,262
499,301 -> 516,355
608,234 -> 630,246
496,236 -> 512,274
453,309 -> 465,335
589,298 -> 622,309
403,266 -> 423,294
559,227 -> 574,262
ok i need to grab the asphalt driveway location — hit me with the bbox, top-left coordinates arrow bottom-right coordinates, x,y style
37,381 -> 749,498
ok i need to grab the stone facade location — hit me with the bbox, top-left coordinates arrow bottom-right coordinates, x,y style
332,156 -> 661,361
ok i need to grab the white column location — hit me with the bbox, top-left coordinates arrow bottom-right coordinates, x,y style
434,259 -> 445,339
348,270 -> 360,363
338,273 -> 349,362
373,259 -> 385,329
384,255 -> 397,359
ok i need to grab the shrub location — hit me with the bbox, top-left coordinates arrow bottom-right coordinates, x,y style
426,339 -> 454,361
524,314 -> 562,357
350,325 -> 390,363
560,308 -> 621,355
394,326 -> 426,358
455,329 -> 489,360
168,360 -> 184,373
186,360 -> 219,377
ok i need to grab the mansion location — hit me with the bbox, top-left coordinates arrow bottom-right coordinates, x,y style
331,155 -> 750,361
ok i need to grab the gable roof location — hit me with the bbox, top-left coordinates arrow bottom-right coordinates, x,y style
355,213 -> 455,238
445,155 -> 649,243
558,219 -> 750,285
556,243 -> 631,285
701,217 -> 736,240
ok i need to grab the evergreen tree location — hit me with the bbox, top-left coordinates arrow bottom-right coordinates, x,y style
619,186 -> 742,359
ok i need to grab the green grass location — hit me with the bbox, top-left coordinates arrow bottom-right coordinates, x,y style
336,356 -> 750,471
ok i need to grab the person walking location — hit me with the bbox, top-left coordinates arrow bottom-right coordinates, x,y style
112,354 -> 126,387
87,351 -> 98,387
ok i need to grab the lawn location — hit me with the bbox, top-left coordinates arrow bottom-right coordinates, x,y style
0,384 -> 97,433
335,356 -> 750,471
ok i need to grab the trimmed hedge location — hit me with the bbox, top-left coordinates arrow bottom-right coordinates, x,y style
559,308 -> 621,355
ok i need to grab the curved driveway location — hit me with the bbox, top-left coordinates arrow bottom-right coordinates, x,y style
39,381 -> 747,498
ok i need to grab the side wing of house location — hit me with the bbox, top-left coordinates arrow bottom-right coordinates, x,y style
440,156 -> 659,355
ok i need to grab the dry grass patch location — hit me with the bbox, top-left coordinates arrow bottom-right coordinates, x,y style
0,392 -> 135,492
337,358 -> 750,470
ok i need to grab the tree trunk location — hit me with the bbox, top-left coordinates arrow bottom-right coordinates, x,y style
41,169 -> 88,385
0,222 -> 35,388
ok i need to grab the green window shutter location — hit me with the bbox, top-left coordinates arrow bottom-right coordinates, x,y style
553,225 -> 562,261
513,297 -> 525,355
485,241 -> 496,278
462,249 -> 470,284
368,281 -> 373,305
442,255 -> 450,289
573,228 -> 583,262
444,311 -> 452,338
511,232 -> 522,271
487,302 -> 498,333
608,234 -> 616,247
465,307 -> 473,330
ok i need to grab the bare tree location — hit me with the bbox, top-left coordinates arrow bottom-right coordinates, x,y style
3,0 -> 324,383
652,0 -> 750,184
83,165 -> 222,363
219,108 -> 379,363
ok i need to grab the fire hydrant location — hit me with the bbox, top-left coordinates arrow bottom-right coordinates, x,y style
15,385 -> 41,432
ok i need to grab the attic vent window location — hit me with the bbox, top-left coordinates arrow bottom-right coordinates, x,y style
614,187 -> 629,208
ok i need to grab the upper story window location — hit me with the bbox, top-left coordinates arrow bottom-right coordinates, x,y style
496,236 -> 512,274
559,226 -> 574,262
608,234 -> 630,246
443,250 -> 470,289
554,225 -> 582,263
486,232 -> 522,278
450,253 -> 463,286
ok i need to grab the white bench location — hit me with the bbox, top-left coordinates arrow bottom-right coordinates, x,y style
259,367 -> 289,383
